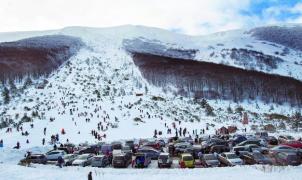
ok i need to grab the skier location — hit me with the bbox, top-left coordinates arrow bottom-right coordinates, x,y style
42,138 -> 45,145
0,139 -> 3,148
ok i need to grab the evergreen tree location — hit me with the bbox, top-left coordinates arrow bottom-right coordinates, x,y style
227,105 -> 233,114
9,79 -> 17,93
23,76 -> 33,89
205,103 -> 215,116
292,111 -> 302,131
2,86 -> 10,104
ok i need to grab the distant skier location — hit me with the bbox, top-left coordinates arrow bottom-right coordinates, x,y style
14,141 -> 20,149
88,172 -> 93,180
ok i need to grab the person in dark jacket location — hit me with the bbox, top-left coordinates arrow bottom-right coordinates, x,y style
88,171 -> 93,180
57,156 -> 64,168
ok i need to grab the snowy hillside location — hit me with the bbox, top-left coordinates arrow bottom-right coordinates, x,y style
0,24 -> 302,149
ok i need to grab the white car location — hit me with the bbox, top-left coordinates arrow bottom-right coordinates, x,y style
218,153 -> 243,166
46,150 -> 66,161
72,154 -> 94,167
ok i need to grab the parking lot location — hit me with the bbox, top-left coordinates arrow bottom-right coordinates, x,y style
18,131 -> 302,169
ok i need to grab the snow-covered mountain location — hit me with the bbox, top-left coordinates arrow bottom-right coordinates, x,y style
0,24 -> 302,148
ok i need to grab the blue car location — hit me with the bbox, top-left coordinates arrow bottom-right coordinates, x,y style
137,147 -> 160,160
134,153 -> 151,168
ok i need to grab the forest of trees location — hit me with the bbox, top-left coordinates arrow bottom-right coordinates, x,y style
0,35 -> 83,81
132,53 -> 302,107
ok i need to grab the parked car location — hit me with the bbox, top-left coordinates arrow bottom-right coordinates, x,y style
122,145 -> 132,155
272,152 -> 301,166
158,153 -> 173,168
125,140 -> 135,150
230,135 -> 247,145
179,153 -> 195,168
218,152 -> 243,166
111,141 -> 123,150
242,152 -> 272,165
278,135 -> 295,144
202,138 -> 228,153
72,154 -> 94,167
255,131 -> 268,139
100,144 -> 113,155
77,146 -> 98,155
192,145 -> 203,159
21,154 -> 47,164
112,153 -> 132,168
244,144 -> 269,154
200,154 -> 220,167
137,147 -> 160,160
282,141 -> 302,149
157,139 -> 166,148
63,154 -> 78,166
209,145 -> 229,153
133,153 -> 151,168
142,141 -> 161,150
267,136 -> 278,145
269,145 -> 298,155
174,142 -> 193,155
232,146 -> 246,152
91,155 -> 110,168
57,147 -> 70,154
46,150 -> 66,161
237,139 -> 261,147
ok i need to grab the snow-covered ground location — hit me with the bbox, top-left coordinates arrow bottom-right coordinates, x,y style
0,25 -> 302,148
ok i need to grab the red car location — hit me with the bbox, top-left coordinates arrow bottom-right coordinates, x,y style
142,141 -> 161,150
282,141 -> 302,149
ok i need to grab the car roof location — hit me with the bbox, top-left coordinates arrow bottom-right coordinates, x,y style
159,153 -> 169,156
94,155 -> 105,158
181,153 -> 192,157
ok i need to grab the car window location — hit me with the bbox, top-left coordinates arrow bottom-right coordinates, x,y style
183,156 -> 193,161
226,154 -> 239,159
277,153 -> 287,159
204,155 -> 216,160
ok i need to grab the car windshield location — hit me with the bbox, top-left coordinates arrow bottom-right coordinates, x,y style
286,136 -> 294,140
253,153 -> 264,159
114,156 -> 125,161
93,157 -> 103,161
123,146 -> 130,150
159,155 -> 169,160
64,155 -> 74,159
226,154 -> 239,159
273,146 -> 292,150
79,155 -> 89,159
204,155 -> 216,160
183,156 -> 193,161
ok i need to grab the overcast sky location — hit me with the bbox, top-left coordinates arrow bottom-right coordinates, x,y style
0,0 -> 301,35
